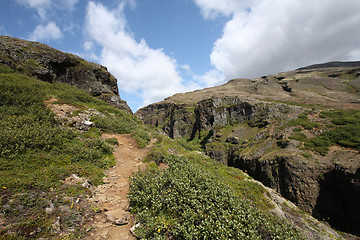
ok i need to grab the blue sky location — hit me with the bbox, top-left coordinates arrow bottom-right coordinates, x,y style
1,0 -> 360,111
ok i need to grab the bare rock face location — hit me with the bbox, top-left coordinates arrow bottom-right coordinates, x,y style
136,63 -> 360,237
0,35 -> 131,112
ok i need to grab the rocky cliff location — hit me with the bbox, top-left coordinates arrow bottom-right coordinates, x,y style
136,63 -> 360,236
0,35 -> 131,112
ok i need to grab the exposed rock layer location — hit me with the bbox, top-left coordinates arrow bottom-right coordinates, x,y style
136,64 -> 360,236
0,35 -> 131,112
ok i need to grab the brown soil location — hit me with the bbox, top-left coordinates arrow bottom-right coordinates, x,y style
86,134 -> 153,240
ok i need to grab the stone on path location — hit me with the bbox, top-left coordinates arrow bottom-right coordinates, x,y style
105,209 -> 130,226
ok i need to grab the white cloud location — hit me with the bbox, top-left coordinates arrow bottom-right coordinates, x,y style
195,69 -> 225,87
181,64 -> 191,71
195,0 -> 360,79
83,41 -> 94,51
194,0 -> 252,19
30,21 -> 63,41
85,1 -> 196,108
16,0 -> 79,20
62,0 -> 79,11
16,0 -> 52,20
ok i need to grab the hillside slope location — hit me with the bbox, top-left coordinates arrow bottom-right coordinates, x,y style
136,63 -> 360,236
1,36 -> 359,239
0,62 -> 151,239
0,35 -> 131,112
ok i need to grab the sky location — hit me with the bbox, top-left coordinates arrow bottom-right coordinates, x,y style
1,0 -> 360,111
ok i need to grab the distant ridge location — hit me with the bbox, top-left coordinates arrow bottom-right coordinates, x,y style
297,61 -> 360,70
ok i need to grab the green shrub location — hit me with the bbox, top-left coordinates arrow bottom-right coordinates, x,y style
83,127 -> 102,138
176,137 -> 202,151
132,128 -> 151,148
293,127 -> 303,132
320,110 -> 360,150
105,137 -> 119,145
305,138 -> 331,156
289,132 -> 307,142
129,155 -> 303,239
320,110 -> 360,125
324,125 -> 360,148
289,110 -> 360,154
91,115 -> 134,134
288,111 -> 318,130
302,121 -> 319,130
0,64 -> 15,73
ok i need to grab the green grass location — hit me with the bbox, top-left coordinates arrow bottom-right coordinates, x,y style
319,110 -> 360,150
132,127 -> 151,148
0,64 -> 149,238
288,111 -> 319,130
175,137 -> 203,151
262,99 -> 317,109
288,109 -> 360,155
289,132 -> 307,142
129,136 -> 303,239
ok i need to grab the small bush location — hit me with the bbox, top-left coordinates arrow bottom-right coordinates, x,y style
132,128 -> 151,148
293,127 -> 303,132
305,138 -> 331,156
0,64 -> 15,73
91,115 -> 134,134
105,137 -> 119,146
302,121 -> 319,130
289,132 -> 307,142
176,137 -> 202,151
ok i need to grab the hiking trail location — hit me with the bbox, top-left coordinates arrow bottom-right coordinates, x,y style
87,134 -> 153,240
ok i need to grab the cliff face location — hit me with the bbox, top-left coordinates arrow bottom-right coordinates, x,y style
136,63 -> 360,236
0,35 -> 131,112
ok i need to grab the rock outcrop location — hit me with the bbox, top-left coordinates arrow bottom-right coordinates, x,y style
0,35 -> 131,112
136,63 -> 360,236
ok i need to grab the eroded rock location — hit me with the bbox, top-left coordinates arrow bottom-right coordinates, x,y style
105,209 -> 130,226
0,35 -> 131,112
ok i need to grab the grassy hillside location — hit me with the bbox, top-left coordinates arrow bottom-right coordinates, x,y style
0,63 -> 304,239
129,134 -> 303,239
3,62 -> 351,239
0,64 -> 149,239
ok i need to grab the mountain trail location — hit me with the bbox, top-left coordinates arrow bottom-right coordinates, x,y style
87,134 -> 154,240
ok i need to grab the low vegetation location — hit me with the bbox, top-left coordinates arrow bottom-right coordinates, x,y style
2,60 -> 358,239
0,64 -> 149,239
129,136 -> 303,239
288,109 -> 360,155
320,110 -> 360,149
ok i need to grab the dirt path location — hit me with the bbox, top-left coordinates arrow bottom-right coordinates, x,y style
87,134 -> 152,240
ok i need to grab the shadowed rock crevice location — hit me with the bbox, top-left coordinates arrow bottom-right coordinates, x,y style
313,168 -> 360,236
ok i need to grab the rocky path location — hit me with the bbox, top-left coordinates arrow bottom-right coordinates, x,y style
87,134 -> 152,240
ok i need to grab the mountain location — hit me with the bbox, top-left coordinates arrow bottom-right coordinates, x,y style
297,61 -> 360,70
136,63 -> 360,236
0,35 -> 131,112
1,36 -> 359,239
